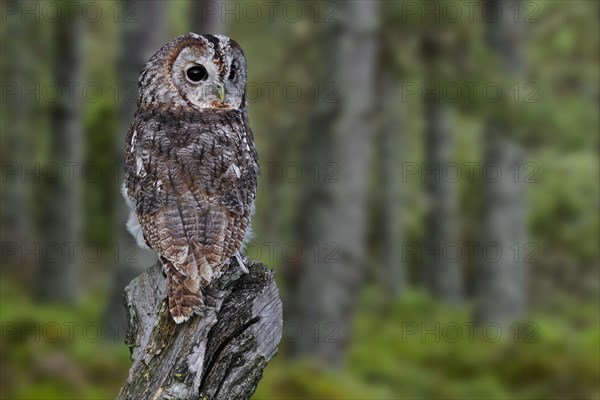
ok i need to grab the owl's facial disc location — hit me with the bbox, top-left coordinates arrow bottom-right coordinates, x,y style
184,62 -> 226,106
171,37 -> 246,110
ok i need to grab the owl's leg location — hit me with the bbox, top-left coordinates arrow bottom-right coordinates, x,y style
235,253 -> 249,274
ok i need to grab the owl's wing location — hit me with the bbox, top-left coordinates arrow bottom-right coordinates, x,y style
125,108 -> 257,321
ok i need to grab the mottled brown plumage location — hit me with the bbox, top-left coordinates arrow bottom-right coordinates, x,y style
123,34 -> 258,323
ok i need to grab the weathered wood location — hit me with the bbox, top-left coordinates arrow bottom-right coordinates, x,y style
117,258 -> 282,400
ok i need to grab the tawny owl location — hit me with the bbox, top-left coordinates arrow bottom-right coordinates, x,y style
123,33 -> 259,324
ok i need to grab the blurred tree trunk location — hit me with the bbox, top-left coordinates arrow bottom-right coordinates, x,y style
474,0 -> 528,328
0,4 -> 35,271
103,0 -> 168,340
376,70 -> 405,297
288,1 -> 380,366
420,33 -> 463,303
191,0 -> 226,34
36,8 -> 84,302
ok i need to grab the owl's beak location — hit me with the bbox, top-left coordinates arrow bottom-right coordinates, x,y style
216,84 -> 225,102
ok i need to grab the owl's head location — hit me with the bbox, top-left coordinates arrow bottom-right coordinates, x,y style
139,33 -> 248,110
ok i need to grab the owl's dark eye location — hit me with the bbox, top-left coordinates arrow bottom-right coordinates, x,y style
186,65 -> 207,82
229,65 -> 236,80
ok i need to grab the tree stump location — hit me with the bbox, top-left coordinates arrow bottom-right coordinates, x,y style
117,258 -> 282,400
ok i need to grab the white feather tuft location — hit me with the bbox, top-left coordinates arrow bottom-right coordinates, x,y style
121,183 -> 150,249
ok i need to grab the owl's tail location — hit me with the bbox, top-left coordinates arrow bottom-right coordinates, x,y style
162,258 -> 204,324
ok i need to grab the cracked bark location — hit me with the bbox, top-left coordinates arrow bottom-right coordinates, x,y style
117,258 -> 282,400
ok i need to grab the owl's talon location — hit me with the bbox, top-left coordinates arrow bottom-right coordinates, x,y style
235,253 -> 249,274
160,257 -> 169,277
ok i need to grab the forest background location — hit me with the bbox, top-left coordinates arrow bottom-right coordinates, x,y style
1,0 -> 598,398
